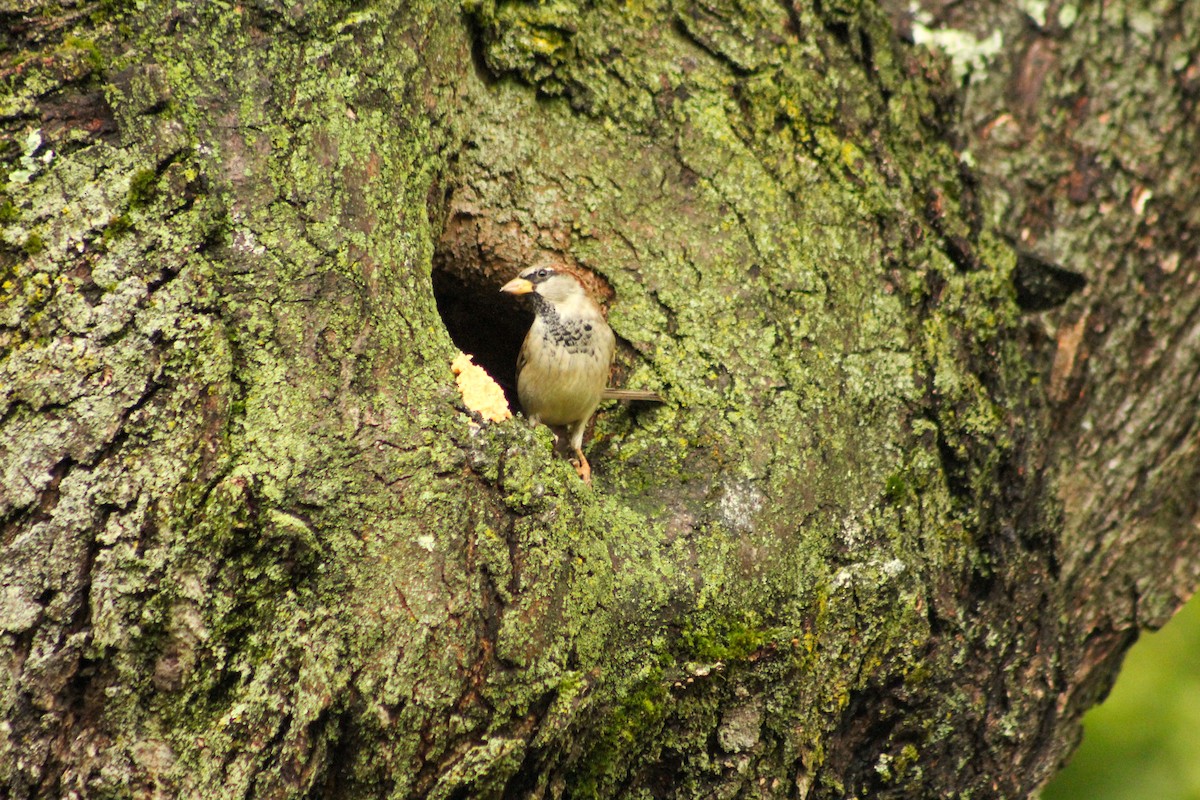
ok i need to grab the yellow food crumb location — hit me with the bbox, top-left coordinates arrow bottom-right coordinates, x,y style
451,352 -> 511,423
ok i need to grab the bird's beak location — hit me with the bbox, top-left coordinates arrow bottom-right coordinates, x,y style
500,277 -> 534,295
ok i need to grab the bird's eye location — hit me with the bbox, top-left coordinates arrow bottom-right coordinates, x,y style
537,268 -> 549,278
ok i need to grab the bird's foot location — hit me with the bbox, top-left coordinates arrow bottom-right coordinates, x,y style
570,451 -> 592,484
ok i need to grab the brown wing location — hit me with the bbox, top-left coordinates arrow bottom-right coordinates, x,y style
515,340 -> 528,379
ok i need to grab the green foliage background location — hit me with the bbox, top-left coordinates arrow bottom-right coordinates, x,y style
1045,596 -> 1200,800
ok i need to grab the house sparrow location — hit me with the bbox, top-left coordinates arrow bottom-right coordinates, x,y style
501,265 -> 616,483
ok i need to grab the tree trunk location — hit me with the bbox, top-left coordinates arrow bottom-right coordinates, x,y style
2,0 -> 1196,798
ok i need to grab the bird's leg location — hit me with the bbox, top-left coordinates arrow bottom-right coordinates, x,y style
567,420 -> 591,484
571,449 -> 592,484
547,426 -> 590,482
545,425 -> 569,459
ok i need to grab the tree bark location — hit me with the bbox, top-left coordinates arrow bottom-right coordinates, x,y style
1,0 -> 1196,798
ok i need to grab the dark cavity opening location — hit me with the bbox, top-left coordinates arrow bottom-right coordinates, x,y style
432,260 -> 531,412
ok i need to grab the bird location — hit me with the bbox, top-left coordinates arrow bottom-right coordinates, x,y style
501,265 -> 616,483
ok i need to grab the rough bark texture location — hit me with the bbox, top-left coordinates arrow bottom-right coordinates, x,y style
1,0 -> 1197,799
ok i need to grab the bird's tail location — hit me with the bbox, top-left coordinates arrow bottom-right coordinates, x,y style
601,388 -> 665,402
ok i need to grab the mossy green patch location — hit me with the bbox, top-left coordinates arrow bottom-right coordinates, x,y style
126,168 -> 159,208
22,232 -> 45,256
678,615 -> 774,664
884,472 -> 910,503
61,34 -> 105,74
568,668 -> 671,799
101,213 -> 133,242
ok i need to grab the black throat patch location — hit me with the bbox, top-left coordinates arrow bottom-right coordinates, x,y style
531,294 -> 595,355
